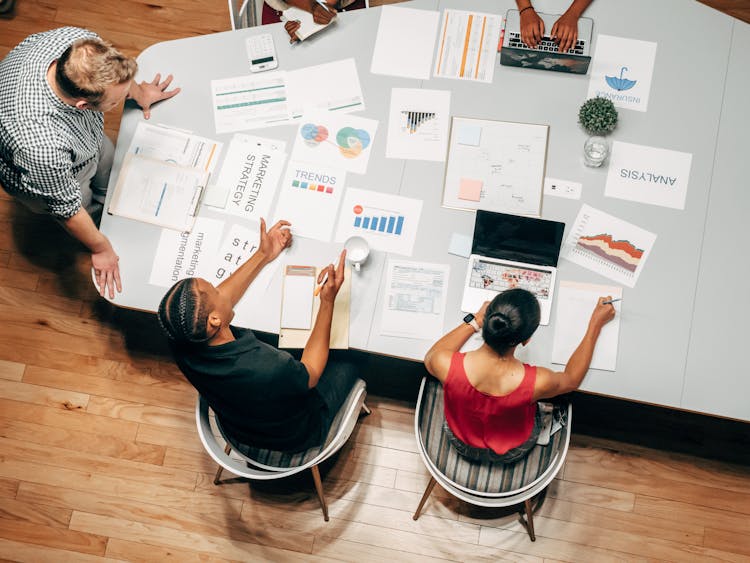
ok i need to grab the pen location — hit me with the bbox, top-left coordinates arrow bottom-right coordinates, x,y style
602,298 -> 621,305
314,272 -> 329,297
315,0 -> 331,13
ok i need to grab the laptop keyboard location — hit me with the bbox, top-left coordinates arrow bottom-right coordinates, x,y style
507,32 -> 586,55
469,258 -> 552,300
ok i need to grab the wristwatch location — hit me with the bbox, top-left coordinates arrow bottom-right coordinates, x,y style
463,313 -> 480,332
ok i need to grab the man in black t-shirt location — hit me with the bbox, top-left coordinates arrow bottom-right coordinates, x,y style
158,219 -> 360,452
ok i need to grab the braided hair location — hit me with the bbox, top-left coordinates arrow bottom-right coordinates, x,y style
157,278 -> 210,345
482,288 -> 541,355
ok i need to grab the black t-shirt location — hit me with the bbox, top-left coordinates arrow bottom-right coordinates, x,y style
172,327 -> 327,452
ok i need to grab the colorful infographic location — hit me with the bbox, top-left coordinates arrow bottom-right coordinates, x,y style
562,204 -> 656,288
291,111 -> 378,175
335,187 -> 423,256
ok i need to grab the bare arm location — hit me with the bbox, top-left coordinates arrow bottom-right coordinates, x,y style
61,208 -> 121,298
301,250 -> 345,388
534,296 -> 615,400
217,218 -> 292,308
424,302 -> 488,383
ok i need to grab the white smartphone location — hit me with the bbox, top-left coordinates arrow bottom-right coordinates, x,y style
246,33 -> 278,73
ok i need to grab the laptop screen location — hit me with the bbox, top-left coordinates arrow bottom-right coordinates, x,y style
472,210 -> 565,267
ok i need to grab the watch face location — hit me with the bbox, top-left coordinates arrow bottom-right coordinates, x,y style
463,313 -> 475,323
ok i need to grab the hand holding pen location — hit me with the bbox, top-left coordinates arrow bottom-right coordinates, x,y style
312,0 -> 337,25
315,249 -> 346,303
590,296 -> 617,330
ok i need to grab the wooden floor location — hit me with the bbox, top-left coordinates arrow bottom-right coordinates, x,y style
1,1 -> 750,561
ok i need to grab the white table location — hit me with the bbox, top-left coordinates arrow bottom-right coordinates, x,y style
100,0 -> 750,421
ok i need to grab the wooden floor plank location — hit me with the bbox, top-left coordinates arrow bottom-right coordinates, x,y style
0,359 -> 24,382
0,517 -> 107,557
85,396 -> 194,428
105,537 -> 235,563
0,497 -> 72,528
634,494 -> 750,535
0,379 -> 89,411
0,538 -> 123,563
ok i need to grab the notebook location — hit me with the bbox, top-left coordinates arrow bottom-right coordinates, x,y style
500,9 -> 594,75
461,210 -> 565,326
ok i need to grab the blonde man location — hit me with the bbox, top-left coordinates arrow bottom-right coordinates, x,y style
0,27 -> 179,298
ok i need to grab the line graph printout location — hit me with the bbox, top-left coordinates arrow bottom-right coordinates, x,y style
211,72 -> 290,133
386,88 -> 451,161
127,122 -> 222,173
434,10 -> 502,83
334,187 -> 423,256
562,204 -> 656,288
286,58 -> 365,119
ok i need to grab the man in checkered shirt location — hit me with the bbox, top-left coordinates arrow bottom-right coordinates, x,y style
0,27 -> 180,298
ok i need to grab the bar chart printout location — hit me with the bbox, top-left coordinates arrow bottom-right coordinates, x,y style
562,204 -> 656,288
434,10 -> 502,83
335,187 -> 423,256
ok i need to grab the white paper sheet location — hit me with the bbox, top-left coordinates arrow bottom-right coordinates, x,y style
291,111 -> 378,175
273,160 -> 346,242
211,72 -> 290,134
380,260 -> 450,340
448,232 -> 472,258
433,9 -> 502,83
385,88 -> 451,161
286,58 -> 365,119
443,117 -> 548,217
281,266 -> 315,329
281,6 -> 333,41
562,204 -> 656,288
128,122 -> 222,173
587,34 -> 657,113
201,222 -> 281,295
551,281 -> 622,372
544,177 -> 582,200
148,217 -> 224,287
109,154 -> 208,232
334,187 -> 423,256
605,141 -> 692,210
370,6 -> 440,79
204,134 -> 287,218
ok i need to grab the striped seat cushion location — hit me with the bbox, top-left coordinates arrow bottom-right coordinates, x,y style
221,379 -> 366,470
419,378 -> 565,496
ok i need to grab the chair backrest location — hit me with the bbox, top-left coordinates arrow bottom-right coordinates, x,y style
196,378 -> 366,479
414,377 -> 572,506
227,0 -> 258,30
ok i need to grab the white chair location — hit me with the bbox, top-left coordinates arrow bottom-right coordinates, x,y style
196,379 -> 368,520
228,0 -> 259,30
412,377 -> 572,541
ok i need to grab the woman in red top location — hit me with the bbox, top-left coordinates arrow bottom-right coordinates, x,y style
424,288 -> 615,463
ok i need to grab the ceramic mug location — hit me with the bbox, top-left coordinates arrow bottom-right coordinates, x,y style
344,236 -> 370,272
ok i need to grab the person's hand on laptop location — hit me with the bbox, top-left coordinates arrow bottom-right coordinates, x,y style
551,11 -> 579,53
519,6 -> 544,49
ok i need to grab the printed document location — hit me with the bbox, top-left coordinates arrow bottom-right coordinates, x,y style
370,6 -> 440,79
551,281 -> 622,372
211,72 -> 290,133
380,260 -> 449,340
434,9 -> 502,83
127,122 -> 222,173
386,88 -> 451,161
286,59 -> 365,120
108,153 -> 209,232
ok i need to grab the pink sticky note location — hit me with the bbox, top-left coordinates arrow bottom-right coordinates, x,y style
458,178 -> 483,202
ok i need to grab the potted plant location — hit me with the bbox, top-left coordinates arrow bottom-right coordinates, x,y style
578,97 -> 618,167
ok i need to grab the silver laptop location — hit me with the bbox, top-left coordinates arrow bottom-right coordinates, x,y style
461,211 -> 565,326
500,9 -> 594,75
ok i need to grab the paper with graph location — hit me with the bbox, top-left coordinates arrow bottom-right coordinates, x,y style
127,122 -> 222,174
551,281 -> 622,372
433,9 -> 502,83
211,72 -> 290,133
291,111 -> 378,175
334,187 -> 423,256
442,117 -> 548,217
562,204 -> 656,288
385,88 -> 451,161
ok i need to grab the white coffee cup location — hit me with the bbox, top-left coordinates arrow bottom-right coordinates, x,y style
344,236 -> 370,272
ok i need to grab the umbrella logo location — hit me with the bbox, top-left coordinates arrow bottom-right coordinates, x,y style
605,66 -> 637,91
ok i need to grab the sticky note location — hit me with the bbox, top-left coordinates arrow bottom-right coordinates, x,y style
456,124 -> 482,146
458,178 -> 483,202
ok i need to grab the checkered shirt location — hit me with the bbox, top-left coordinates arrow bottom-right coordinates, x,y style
0,27 -> 104,218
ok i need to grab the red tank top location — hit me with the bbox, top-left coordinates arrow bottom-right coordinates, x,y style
443,352 -> 537,454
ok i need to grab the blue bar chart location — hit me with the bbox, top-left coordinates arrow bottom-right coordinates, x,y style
353,208 -> 404,235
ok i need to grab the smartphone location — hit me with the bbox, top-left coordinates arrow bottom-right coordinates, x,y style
246,33 -> 278,73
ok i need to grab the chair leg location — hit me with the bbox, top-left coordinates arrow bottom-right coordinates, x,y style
213,444 -> 231,485
361,403 -> 371,416
412,476 -> 437,520
518,498 -> 536,541
310,465 -> 329,522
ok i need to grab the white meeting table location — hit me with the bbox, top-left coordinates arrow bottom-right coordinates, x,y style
100,0 -> 750,421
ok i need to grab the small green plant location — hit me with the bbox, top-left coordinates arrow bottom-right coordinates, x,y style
578,97 -> 618,135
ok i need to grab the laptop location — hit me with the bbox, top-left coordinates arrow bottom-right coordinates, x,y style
461,210 -> 565,326
500,9 -> 594,75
